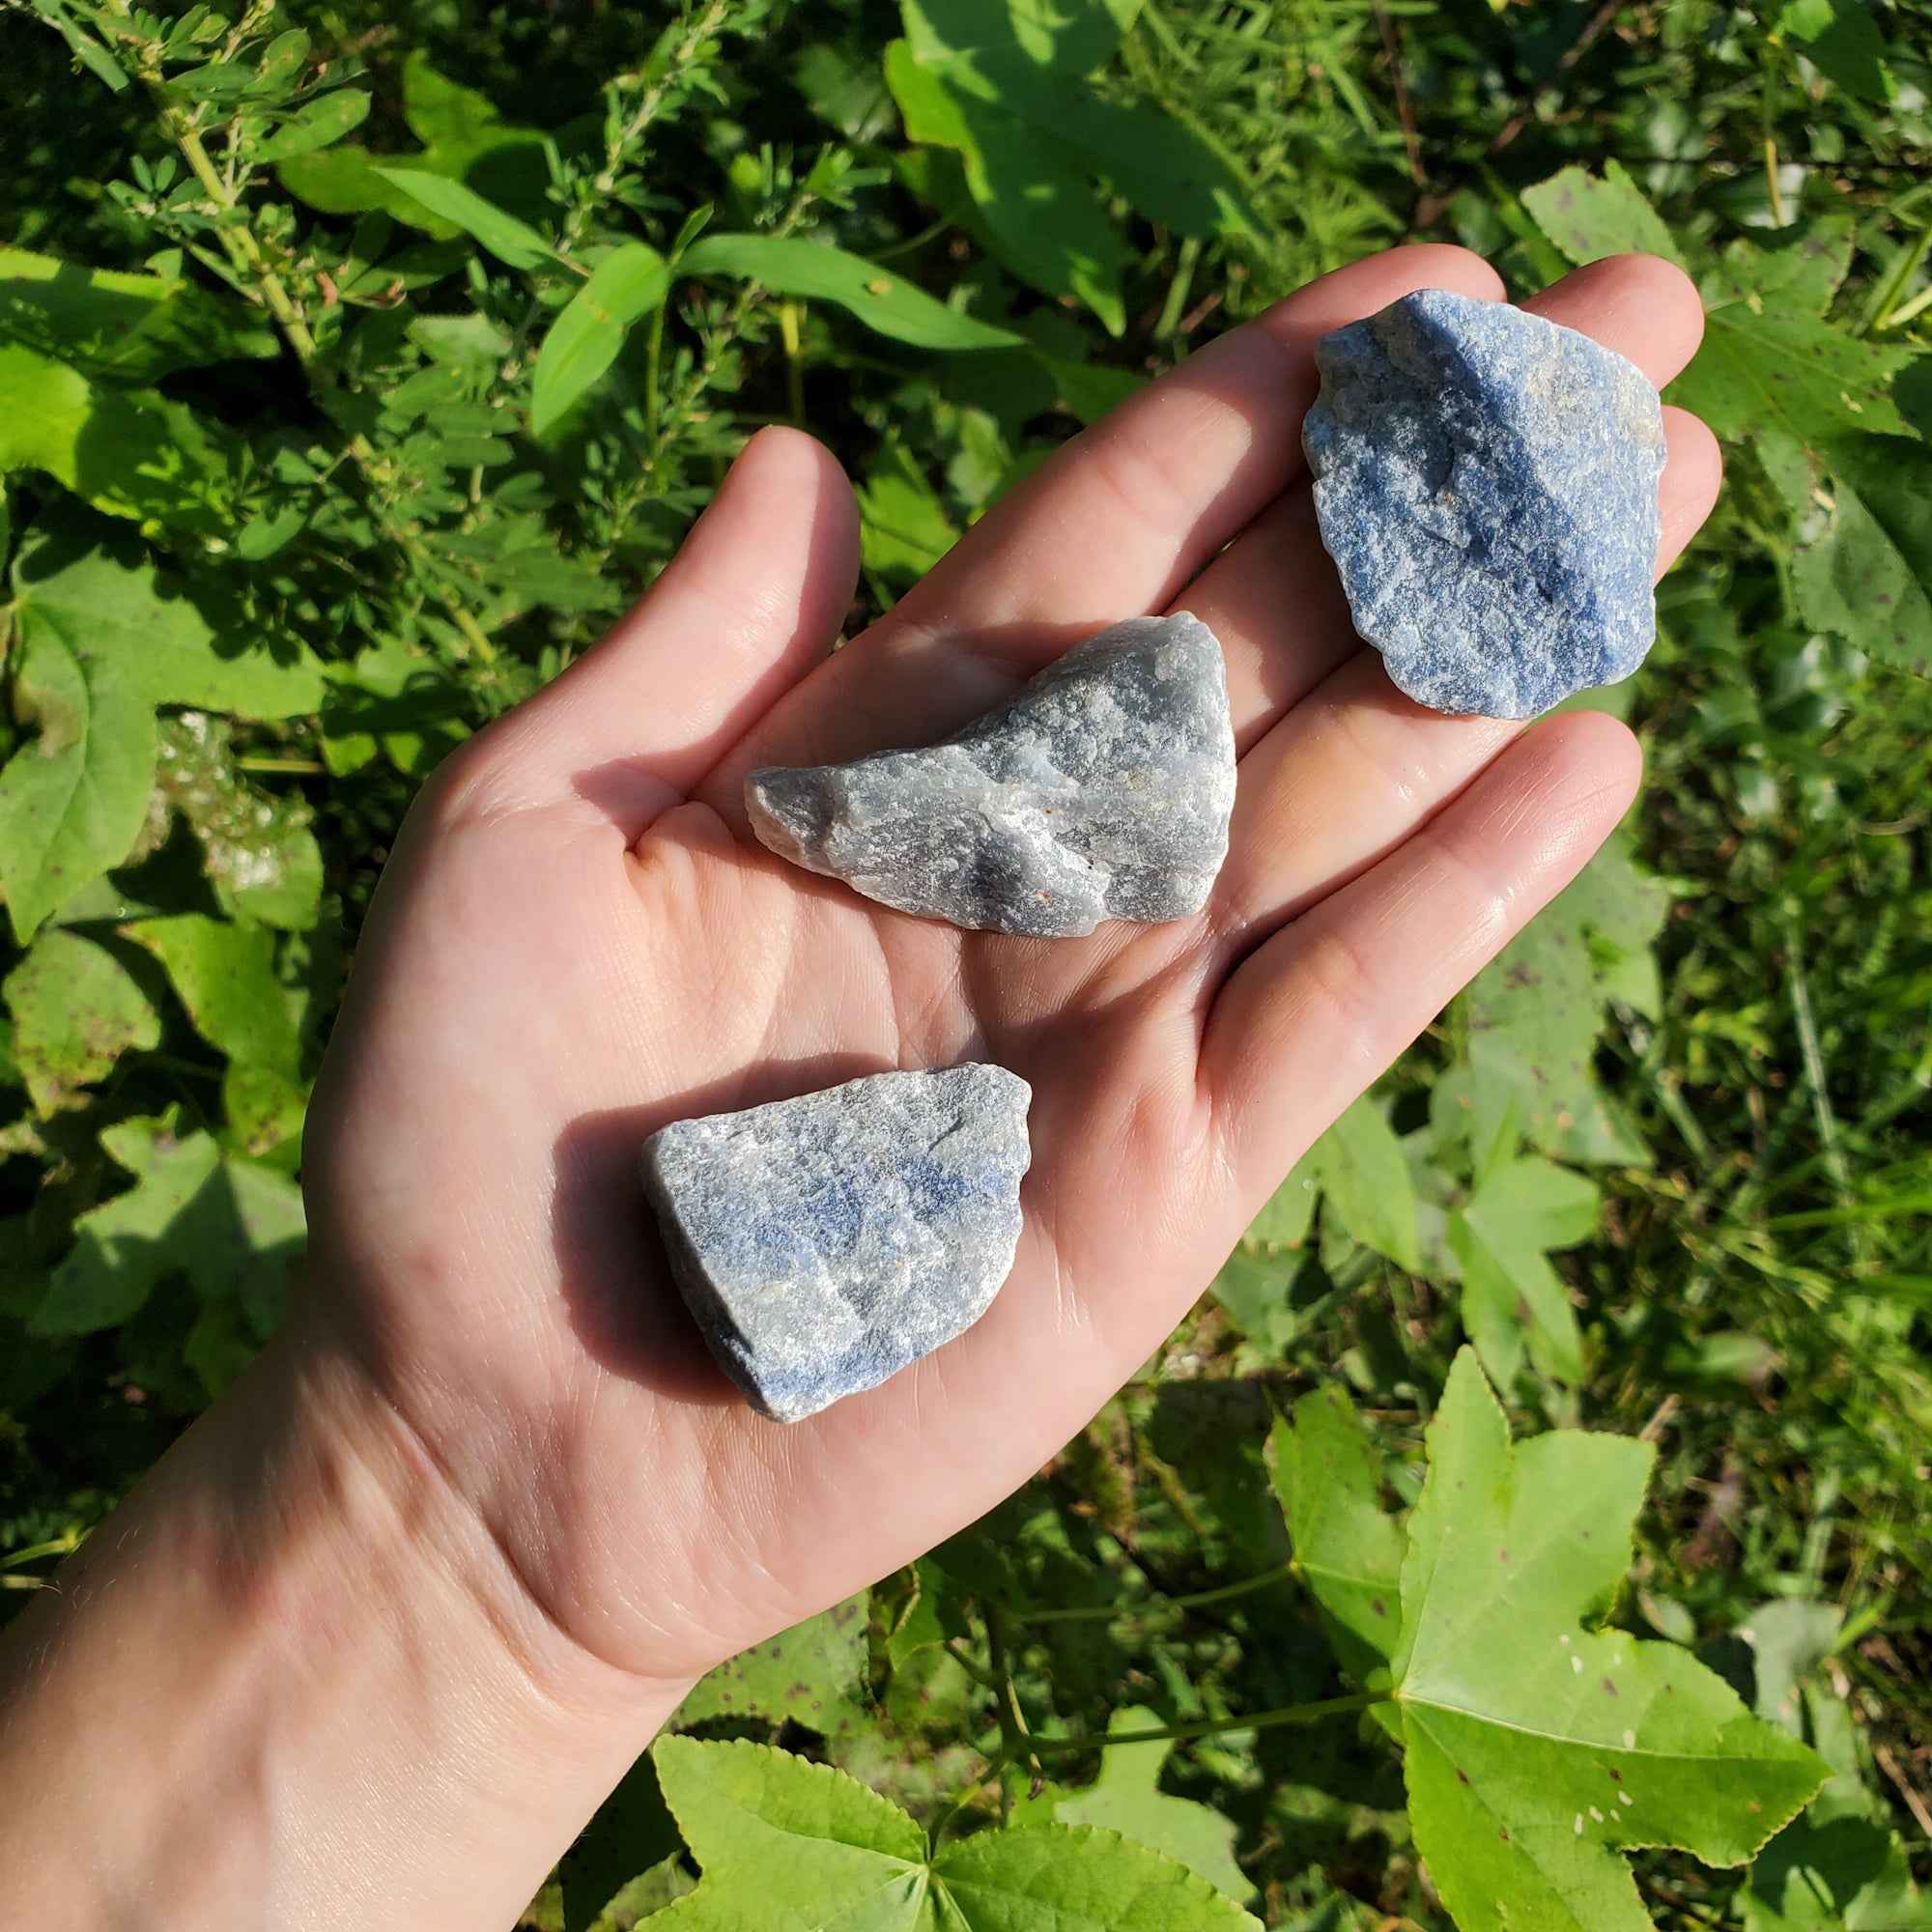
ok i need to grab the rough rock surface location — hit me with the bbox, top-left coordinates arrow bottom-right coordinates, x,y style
745,612 -> 1236,937
640,1064 -> 1032,1423
1302,287 -> 1667,720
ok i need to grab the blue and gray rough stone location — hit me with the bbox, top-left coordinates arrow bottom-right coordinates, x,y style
1302,288 -> 1668,720
745,612 -> 1236,937
640,1064 -> 1032,1423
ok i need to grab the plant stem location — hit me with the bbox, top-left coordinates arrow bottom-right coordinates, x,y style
1018,1688 -> 1389,1754
1013,1556 -> 1299,1623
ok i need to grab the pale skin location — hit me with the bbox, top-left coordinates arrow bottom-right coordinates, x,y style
0,243 -> 1719,1928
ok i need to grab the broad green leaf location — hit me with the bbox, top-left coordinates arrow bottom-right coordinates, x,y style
652,1735 -> 1260,1929
1743,1599 -> 1843,1734
680,233 -> 1019,351
675,1595 -> 869,1740
652,1734 -> 928,1927
1779,0 -> 1894,102
126,915 -> 302,1075
1446,1156 -> 1598,1388
14,518 -> 326,720
1463,831 -> 1669,1164
1767,432 -> 1932,677
374,168 -> 557,270
901,0 -> 1255,242
902,0 -> 1142,74
153,713 -> 324,930
254,87 -> 371,162
4,926 -> 157,1113
0,248 -> 277,381
887,43 -> 1131,334
858,445 -> 959,585
1211,1158 -> 1319,1358
29,1116 -> 304,1339
559,1751 -> 682,1932
1745,1813 -> 1932,1931
1270,1385 -> 1406,1674
529,243 -> 669,435
278,51 -> 546,230
1392,1351 -> 1828,1932
0,554 -> 156,940
0,342 -> 236,533
1052,1706 -> 1253,1902
1521,163 -> 1686,270
1310,1096 -> 1420,1272
1671,239 -> 1913,460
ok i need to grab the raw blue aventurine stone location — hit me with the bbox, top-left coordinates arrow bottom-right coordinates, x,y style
1303,288 -> 1668,720
641,1065 -> 1032,1423
745,612 -> 1235,937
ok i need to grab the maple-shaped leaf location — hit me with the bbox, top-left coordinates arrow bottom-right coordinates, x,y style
1270,1384 -> 1406,1681
652,1735 -> 1259,1930
1391,1352 -> 1827,1932
1052,1706 -> 1253,1904
673,1595 -> 870,1741
1670,235 -> 1914,461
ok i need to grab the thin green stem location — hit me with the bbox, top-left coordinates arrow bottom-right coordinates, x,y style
1013,1557 -> 1298,1624
1018,1689 -> 1389,1754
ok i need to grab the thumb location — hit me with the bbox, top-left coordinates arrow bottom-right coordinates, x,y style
458,426 -> 861,826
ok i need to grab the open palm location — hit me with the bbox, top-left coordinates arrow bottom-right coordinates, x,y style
299,244 -> 1718,1689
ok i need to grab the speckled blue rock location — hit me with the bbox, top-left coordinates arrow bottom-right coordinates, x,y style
745,613 -> 1235,937
1302,288 -> 1667,720
640,1065 -> 1032,1423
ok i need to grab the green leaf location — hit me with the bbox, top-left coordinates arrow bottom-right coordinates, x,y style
1768,432 -> 1932,677
1391,1351 -> 1828,1932
887,43 -> 1131,334
1671,240 -> 1913,460
4,926 -> 158,1113
902,0 -> 1142,75
529,243 -> 670,436
1210,1158 -> 1319,1358
254,88 -> 372,162
559,1751 -> 682,1932
1053,1706 -> 1254,1903
278,51 -> 546,230
900,1 -> 1256,242
1446,1156 -> 1598,1388
1310,1096 -> 1420,1272
153,714 -> 324,930
30,1116 -> 304,1340
0,573 -> 155,941
674,1595 -> 869,1740
374,168 -> 558,270
1745,1813 -> 1932,1931
1463,830 -> 1669,1164
679,233 -> 1019,351
1779,0 -> 1894,102
0,342 -> 237,534
1270,1385 -> 1406,1675
652,1734 -> 1261,1929
126,915 -> 301,1075
0,523 -> 325,937
0,248 -> 277,382
858,444 -> 959,584
19,516 -> 326,709
1520,163 -> 1686,270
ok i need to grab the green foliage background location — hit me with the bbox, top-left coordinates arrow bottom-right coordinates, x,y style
1,0 -> 1929,1926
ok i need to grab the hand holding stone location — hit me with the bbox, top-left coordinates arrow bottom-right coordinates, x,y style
297,246 -> 1721,1699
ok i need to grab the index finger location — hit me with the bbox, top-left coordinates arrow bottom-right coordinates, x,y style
707,243 -> 1505,798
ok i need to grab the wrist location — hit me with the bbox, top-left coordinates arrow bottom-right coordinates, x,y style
0,1283 -> 692,1930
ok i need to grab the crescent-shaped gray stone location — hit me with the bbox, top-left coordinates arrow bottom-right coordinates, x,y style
641,1064 -> 1032,1423
745,612 -> 1236,937
1303,288 -> 1667,720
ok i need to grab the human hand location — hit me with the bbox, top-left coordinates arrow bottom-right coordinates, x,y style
297,242 -> 1719,1694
